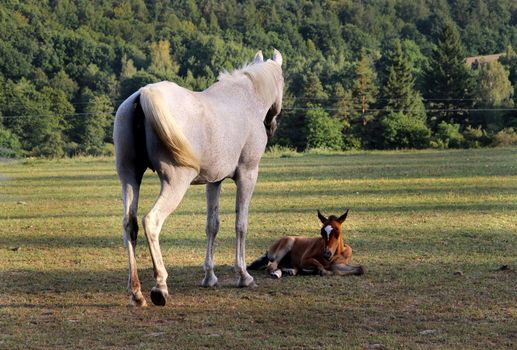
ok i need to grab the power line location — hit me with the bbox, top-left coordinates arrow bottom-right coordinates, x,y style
293,97 -> 517,102
281,107 -> 517,112
0,112 -> 115,119
1,107 -> 516,119
2,95 -> 515,108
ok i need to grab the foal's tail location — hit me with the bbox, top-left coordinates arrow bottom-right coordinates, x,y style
139,86 -> 200,172
247,252 -> 270,270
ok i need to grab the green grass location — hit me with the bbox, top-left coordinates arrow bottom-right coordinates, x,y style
0,148 -> 516,349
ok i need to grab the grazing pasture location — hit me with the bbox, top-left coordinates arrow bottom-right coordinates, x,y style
0,148 -> 515,349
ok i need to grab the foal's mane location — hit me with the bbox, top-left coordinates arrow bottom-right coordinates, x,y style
218,61 -> 282,104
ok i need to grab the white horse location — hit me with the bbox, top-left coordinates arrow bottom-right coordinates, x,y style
114,50 -> 284,306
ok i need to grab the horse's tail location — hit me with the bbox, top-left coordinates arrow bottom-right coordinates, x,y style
139,86 -> 200,172
247,252 -> 270,270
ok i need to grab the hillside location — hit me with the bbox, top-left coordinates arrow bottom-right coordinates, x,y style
0,0 -> 516,157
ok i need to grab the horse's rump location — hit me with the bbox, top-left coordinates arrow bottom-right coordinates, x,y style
139,86 -> 200,172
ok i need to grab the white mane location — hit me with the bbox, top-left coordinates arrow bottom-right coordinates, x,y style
218,61 -> 283,104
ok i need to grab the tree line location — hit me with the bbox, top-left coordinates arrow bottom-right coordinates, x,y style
0,0 -> 516,158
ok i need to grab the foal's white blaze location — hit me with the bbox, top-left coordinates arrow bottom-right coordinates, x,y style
324,225 -> 333,239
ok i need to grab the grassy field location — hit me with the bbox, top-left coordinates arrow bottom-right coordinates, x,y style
0,148 -> 516,349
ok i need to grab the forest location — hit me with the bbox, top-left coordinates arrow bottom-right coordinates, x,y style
0,0 -> 516,157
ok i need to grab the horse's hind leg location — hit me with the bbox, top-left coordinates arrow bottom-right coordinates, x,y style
202,181 -> 222,287
120,170 -> 146,307
143,167 -> 196,306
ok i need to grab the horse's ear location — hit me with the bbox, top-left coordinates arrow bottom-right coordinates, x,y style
254,50 -> 264,64
317,210 -> 327,224
337,209 -> 349,224
272,49 -> 283,66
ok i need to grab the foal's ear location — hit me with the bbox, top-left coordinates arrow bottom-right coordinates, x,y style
337,209 -> 349,224
254,50 -> 264,64
317,210 -> 327,224
272,49 -> 283,66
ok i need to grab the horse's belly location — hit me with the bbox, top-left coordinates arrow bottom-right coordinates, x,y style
191,165 -> 237,184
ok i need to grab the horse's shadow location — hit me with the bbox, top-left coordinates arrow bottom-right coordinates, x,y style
1,264 -> 275,304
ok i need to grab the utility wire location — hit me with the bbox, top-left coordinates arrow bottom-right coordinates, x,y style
0,112 -> 114,119
1,107 -> 516,119
294,97 -> 517,102
2,97 -> 516,108
283,107 -> 517,112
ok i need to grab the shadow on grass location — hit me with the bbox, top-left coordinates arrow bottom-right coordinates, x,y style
2,223 -> 516,257
0,265 -> 263,298
251,185 -> 517,197
4,149 -> 517,188
1,260 -> 514,303
1,262 -> 514,349
0,302 -> 120,308
4,174 -> 117,184
2,198 -> 517,222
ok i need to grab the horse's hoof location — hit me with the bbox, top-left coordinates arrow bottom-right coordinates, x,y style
201,275 -> 219,288
238,275 -> 257,288
150,287 -> 168,306
129,293 -> 147,307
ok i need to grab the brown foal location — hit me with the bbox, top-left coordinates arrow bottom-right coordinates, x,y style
248,210 -> 364,278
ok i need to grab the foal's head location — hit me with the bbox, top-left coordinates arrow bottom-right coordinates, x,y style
317,209 -> 349,260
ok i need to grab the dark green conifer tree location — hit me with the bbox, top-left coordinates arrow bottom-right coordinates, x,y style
80,93 -> 114,156
274,73 -> 330,150
350,52 -> 379,148
303,73 -> 328,106
379,40 -> 430,149
425,20 -> 473,129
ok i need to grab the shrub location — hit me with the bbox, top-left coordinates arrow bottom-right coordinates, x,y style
342,135 -> 362,150
0,127 -> 23,158
305,105 -> 344,150
462,125 -> 488,148
64,142 -> 80,157
305,148 -> 344,155
265,144 -> 300,158
434,121 -> 464,148
30,130 -> 65,158
492,128 -> 517,147
102,143 -> 115,156
380,112 -> 430,149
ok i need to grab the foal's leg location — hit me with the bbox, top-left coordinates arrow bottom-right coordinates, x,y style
234,167 -> 259,287
143,167 -> 196,306
301,257 -> 332,276
331,264 -> 365,276
331,255 -> 365,276
202,181 -> 222,287
266,237 -> 294,277
120,171 -> 146,306
280,267 -> 298,276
